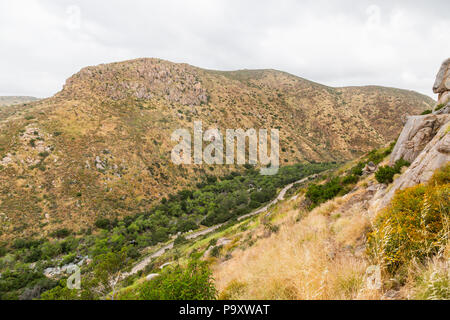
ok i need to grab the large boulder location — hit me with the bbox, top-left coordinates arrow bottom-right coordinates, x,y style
389,114 -> 450,166
433,58 -> 450,94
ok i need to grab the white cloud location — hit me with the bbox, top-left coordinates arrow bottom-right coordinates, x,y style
0,0 -> 448,98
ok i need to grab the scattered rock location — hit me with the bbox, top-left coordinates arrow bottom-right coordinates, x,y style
0,153 -> 13,165
383,290 -> 400,300
362,161 -> 377,175
95,156 -> 106,170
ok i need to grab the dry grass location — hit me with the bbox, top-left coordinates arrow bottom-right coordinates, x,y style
334,210 -> 370,247
400,257 -> 449,300
214,196 -> 381,300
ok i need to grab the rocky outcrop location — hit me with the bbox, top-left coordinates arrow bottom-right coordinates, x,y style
61,58 -> 209,106
389,114 -> 450,166
433,58 -> 450,114
370,59 -> 450,213
362,161 -> 377,175
375,121 -> 449,210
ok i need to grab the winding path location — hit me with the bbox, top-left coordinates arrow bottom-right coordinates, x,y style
124,174 -> 318,277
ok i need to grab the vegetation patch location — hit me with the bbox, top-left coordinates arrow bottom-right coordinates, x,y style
368,164 -> 449,274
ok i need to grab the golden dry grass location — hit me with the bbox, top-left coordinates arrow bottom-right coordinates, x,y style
214,195 -> 382,300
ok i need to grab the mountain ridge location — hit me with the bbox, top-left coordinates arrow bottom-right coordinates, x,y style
0,58 -> 435,240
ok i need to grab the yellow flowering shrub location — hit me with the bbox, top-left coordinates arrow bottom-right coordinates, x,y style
368,164 -> 449,274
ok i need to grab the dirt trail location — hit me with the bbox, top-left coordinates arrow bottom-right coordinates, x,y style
124,174 -> 317,277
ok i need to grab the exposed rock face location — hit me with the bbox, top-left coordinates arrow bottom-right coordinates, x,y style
433,58 -> 450,114
389,114 -> 449,166
437,91 -> 450,107
376,122 -> 449,210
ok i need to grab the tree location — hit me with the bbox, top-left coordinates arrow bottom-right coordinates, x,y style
92,247 -> 130,300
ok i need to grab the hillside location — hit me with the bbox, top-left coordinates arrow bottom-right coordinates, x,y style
0,58 -> 435,240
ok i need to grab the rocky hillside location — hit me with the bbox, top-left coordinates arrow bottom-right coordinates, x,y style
0,58 -> 434,240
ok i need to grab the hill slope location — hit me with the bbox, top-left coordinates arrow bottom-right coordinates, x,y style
0,58 -> 435,239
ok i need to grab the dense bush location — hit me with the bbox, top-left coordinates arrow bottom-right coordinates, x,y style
40,280 -> 81,300
0,244 -> 8,258
368,164 -> 449,274
341,174 -> 359,185
95,218 -> 113,230
350,162 -> 365,176
0,269 -> 53,300
136,262 -> 216,300
305,177 -> 346,208
12,238 -> 43,250
375,159 -> 410,184
50,228 -> 72,239
374,165 -> 397,184
367,149 -> 386,165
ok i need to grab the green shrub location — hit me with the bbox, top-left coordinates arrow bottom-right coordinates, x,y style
60,252 -> 77,266
24,247 -> 42,263
0,244 -> 7,258
435,104 -> 446,112
38,151 -> 50,158
367,149 -> 385,165
306,177 -> 343,208
375,165 -> 397,184
375,159 -> 410,184
350,162 -> 365,176
12,238 -> 43,249
393,158 -> 410,172
136,262 -> 216,300
341,174 -> 359,185
40,280 -> 81,300
421,110 -> 432,115
95,218 -> 112,230
50,228 -> 71,239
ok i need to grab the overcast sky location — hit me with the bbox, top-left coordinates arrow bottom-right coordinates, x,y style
1,0 -> 448,98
